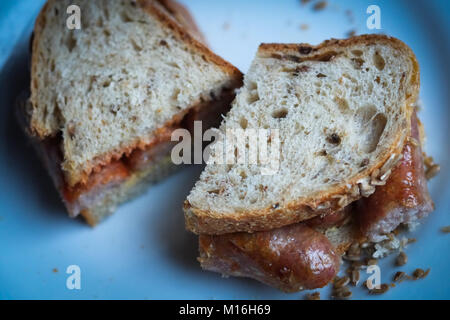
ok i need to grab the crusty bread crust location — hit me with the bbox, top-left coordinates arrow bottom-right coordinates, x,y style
185,35 -> 420,235
29,0 -> 243,187
155,0 -> 207,44
140,0 -> 241,77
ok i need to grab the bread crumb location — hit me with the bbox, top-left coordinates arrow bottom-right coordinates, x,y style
368,283 -> 389,294
300,24 -> 309,31
346,29 -> 356,38
304,291 -> 320,300
52,268 -> 58,273
412,268 -> 430,280
313,1 -> 328,11
441,226 -> 450,233
222,22 -> 230,31
395,252 -> 408,266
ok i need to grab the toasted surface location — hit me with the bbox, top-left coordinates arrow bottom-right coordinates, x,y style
198,220 -> 355,292
30,0 -> 242,187
185,35 -> 420,234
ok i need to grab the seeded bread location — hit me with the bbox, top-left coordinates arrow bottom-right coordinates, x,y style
29,0 -> 242,187
185,35 -> 420,235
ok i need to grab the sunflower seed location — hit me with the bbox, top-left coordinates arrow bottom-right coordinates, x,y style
368,283 -> 389,294
395,252 -> 408,266
304,291 -> 320,300
441,226 -> 450,233
393,271 -> 406,282
351,270 -> 360,286
334,276 -> 350,289
412,268 -> 430,280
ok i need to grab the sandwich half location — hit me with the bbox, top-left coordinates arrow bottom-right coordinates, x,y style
185,35 -> 420,235
20,0 -> 243,225
184,35 -> 435,292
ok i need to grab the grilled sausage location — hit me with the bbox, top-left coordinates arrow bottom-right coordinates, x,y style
356,112 -> 434,242
199,223 -> 340,292
305,206 -> 352,229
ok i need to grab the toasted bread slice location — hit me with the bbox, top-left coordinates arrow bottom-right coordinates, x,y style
29,0 -> 242,187
185,35 -> 420,235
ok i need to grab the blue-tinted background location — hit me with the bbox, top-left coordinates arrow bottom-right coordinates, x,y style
0,0 -> 449,299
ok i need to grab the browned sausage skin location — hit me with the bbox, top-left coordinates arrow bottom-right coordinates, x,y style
356,112 -> 434,242
305,205 -> 352,229
199,223 -> 340,292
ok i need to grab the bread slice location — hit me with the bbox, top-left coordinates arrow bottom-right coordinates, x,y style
29,0 -> 242,188
24,0 -> 242,224
185,35 -> 420,235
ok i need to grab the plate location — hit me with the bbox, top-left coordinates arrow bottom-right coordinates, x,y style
0,0 -> 449,299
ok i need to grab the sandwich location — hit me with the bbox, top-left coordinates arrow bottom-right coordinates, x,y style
18,0 -> 243,225
183,35 -> 437,292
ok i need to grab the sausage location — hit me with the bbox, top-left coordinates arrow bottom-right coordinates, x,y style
356,112 -> 434,242
199,223 -> 340,292
305,206 -> 352,229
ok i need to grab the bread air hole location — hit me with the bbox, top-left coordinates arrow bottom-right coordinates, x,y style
373,51 -> 385,71
355,106 -> 387,153
362,113 -> 387,153
272,108 -> 288,119
326,133 -> 341,145
355,104 -> 377,128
